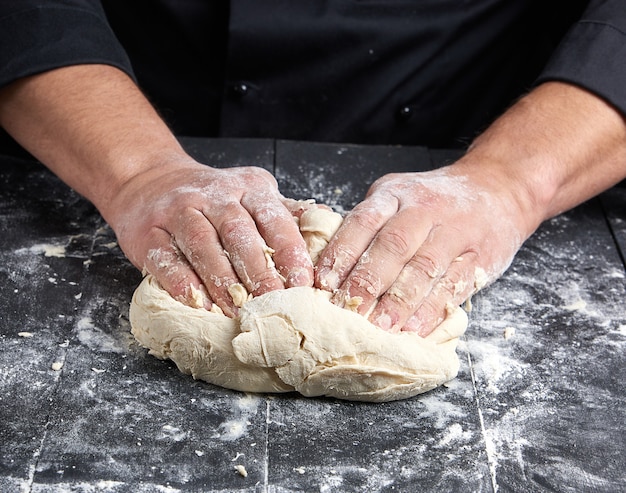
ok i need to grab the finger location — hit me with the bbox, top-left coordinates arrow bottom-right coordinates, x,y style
244,194 -> 314,288
330,208 -> 433,316
142,226 -> 214,310
401,253 -> 478,336
315,195 -> 399,292
367,226 -> 470,330
172,207 -> 242,317
207,200 -> 284,297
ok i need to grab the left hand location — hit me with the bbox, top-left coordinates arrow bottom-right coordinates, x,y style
314,163 -> 534,336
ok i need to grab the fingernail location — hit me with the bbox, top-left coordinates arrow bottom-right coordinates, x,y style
375,313 -> 393,331
286,267 -> 313,288
317,268 -> 340,291
403,312 -> 430,336
416,322 -> 432,337
402,315 -> 421,333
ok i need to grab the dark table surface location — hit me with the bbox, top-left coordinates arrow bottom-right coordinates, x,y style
1,138 -> 625,493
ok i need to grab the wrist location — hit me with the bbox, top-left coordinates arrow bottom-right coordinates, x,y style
0,65 -> 196,222
97,151 -> 203,230
452,151 -> 546,243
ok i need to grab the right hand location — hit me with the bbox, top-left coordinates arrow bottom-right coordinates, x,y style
106,157 -> 314,317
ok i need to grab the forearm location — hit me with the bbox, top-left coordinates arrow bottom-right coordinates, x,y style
316,81 -> 626,334
0,64 -> 315,309
457,82 -> 626,234
0,64 -> 189,221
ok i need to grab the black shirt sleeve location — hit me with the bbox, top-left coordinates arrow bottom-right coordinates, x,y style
536,0 -> 626,117
0,0 -> 134,89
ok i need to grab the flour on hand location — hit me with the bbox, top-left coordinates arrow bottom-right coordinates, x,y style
129,205 -> 468,402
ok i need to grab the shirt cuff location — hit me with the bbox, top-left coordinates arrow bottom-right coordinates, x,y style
0,5 -> 134,89
536,20 -> 626,117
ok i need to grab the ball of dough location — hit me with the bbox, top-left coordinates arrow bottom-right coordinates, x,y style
129,205 -> 468,402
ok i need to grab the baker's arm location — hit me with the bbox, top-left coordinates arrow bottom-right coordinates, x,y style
316,81 -> 626,334
316,0 -> 626,335
465,82 -> 626,217
0,64 -> 314,315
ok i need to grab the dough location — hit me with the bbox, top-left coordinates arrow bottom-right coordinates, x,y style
129,207 -> 468,402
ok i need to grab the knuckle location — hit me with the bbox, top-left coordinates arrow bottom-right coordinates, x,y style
431,275 -> 457,299
254,202 -> 289,226
345,208 -> 386,236
248,269 -> 282,295
385,269 -> 422,306
375,228 -> 413,259
179,228 -> 215,261
431,256 -> 476,301
369,173 -> 401,191
239,166 -> 277,187
317,241 -> 360,280
146,243 -> 185,276
438,274 -> 471,303
219,216 -> 250,245
345,270 -> 383,300
180,226 -> 210,248
408,251 -> 444,280
386,283 -> 419,311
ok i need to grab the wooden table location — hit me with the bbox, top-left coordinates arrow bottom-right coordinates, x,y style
1,138 -> 624,492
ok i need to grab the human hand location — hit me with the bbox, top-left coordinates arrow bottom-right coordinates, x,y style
107,158 -> 314,317
315,163 -> 536,336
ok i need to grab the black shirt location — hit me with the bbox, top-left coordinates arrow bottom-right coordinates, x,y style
0,1 -> 623,149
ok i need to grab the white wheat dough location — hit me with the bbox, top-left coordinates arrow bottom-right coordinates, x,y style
129,207 -> 468,402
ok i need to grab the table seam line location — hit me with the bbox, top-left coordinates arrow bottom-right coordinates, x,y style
467,346 -> 499,493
